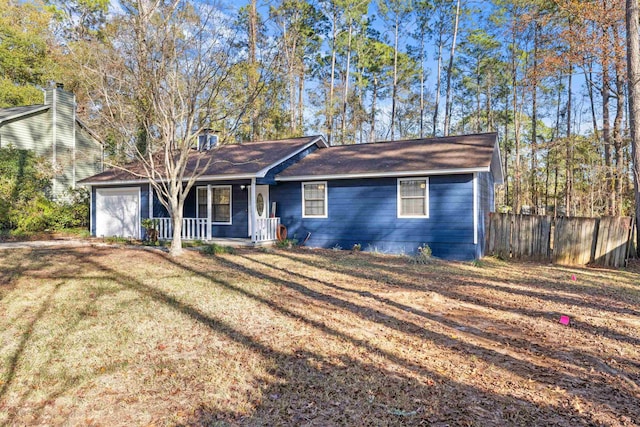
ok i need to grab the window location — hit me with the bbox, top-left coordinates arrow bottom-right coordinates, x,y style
302,182 -> 327,218
196,186 -> 232,224
398,178 -> 429,218
196,187 -> 208,218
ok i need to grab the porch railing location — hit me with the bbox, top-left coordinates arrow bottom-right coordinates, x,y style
155,217 -> 280,242
255,217 -> 280,242
157,218 -> 209,241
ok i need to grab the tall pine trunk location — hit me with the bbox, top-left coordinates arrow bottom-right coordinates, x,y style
626,0 -> 640,255
432,30 -> 443,136
443,0 -> 461,137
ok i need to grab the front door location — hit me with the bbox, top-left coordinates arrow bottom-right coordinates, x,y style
248,185 -> 269,236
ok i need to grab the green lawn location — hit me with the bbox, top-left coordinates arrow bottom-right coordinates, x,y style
0,245 -> 639,426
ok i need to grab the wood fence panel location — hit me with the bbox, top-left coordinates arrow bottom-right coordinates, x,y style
486,213 -> 632,266
594,217 -> 632,267
553,217 -> 598,266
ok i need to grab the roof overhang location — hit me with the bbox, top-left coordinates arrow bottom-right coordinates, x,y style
80,135 -> 329,186
276,167 -> 492,182
79,174 -> 256,187
0,105 -> 50,124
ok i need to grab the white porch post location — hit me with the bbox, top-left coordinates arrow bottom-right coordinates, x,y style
149,184 -> 153,219
207,184 -> 212,240
250,178 -> 257,243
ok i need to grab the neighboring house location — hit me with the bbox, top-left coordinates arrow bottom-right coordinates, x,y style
0,84 -> 104,198
79,132 -> 503,260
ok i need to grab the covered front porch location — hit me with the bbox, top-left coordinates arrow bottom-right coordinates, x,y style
150,179 -> 281,244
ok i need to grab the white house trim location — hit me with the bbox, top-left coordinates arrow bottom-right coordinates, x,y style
301,181 -> 328,218
397,178 -> 429,219
80,174 -> 255,186
148,184 -> 153,219
473,172 -> 478,245
277,167 -> 489,182
197,185 -> 232,225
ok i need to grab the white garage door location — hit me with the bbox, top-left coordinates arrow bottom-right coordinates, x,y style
95,187 -> 140,238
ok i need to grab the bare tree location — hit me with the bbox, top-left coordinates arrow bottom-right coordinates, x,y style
79,0 -> 249,256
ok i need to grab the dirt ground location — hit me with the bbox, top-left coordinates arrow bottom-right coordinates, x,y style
0,244 -> 639,426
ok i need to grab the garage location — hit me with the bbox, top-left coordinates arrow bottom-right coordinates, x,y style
95,187 -> 140,238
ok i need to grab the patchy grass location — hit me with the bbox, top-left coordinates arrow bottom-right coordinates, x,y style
0,246 -> 639,426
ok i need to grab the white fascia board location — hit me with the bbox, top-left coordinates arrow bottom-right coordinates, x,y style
80,173 -> 256,187
276,167 -> 490,182
255,135 -> 329,178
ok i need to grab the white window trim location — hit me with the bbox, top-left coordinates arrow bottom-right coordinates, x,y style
397,177 -> 429,218
302,181 -> 328,218
197,185 -> 232,225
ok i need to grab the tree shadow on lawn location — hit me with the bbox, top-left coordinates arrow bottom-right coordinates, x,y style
276,249 -> 640,321
0,248 -> 131,425
1,247 -> 635,425
155,251 -> 638,425
238,253 -> 640,370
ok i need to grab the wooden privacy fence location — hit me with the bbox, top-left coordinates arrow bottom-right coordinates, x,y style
486,213 -> 635,267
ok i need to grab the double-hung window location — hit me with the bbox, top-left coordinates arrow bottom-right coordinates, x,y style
397,178 -> 429,218
196,186 -> 232,224
302,182 -> 327,218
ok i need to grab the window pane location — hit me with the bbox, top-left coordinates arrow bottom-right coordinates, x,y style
304,184 -> 324,200
400,180 -> 426,197
213,204 -> 230,222
197,188 -> 208,218
401,198 -> 425,216
213,188 -> 230,204
305,200 -> 324,216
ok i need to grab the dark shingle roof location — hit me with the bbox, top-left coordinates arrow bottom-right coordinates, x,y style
0,105 -> 49,123
79,135 -> 326,184
277,132 -> 502,182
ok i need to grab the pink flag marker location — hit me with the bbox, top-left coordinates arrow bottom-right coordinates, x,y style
571,274 -> 577,281
559,315 -> 570,325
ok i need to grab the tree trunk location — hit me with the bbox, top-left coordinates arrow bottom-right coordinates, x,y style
390,14 -> 399,141
613,24 -> 626,216
419,28 -> 425,138
248,0 -> 259,141
341,17 -> 353,144
531,22 -> 539,214
370,76 -> 378,143
443,0 -> 461,137
327,8 -> 337,145
432,30 -> 443,137
626,0 -> 640,255
565,67 -> 573,217
511,24 -> 521,213
169,197 -> 184,257
602,50 -> 614,215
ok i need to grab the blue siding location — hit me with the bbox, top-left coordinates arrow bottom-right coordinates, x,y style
271,175 -> 478,260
